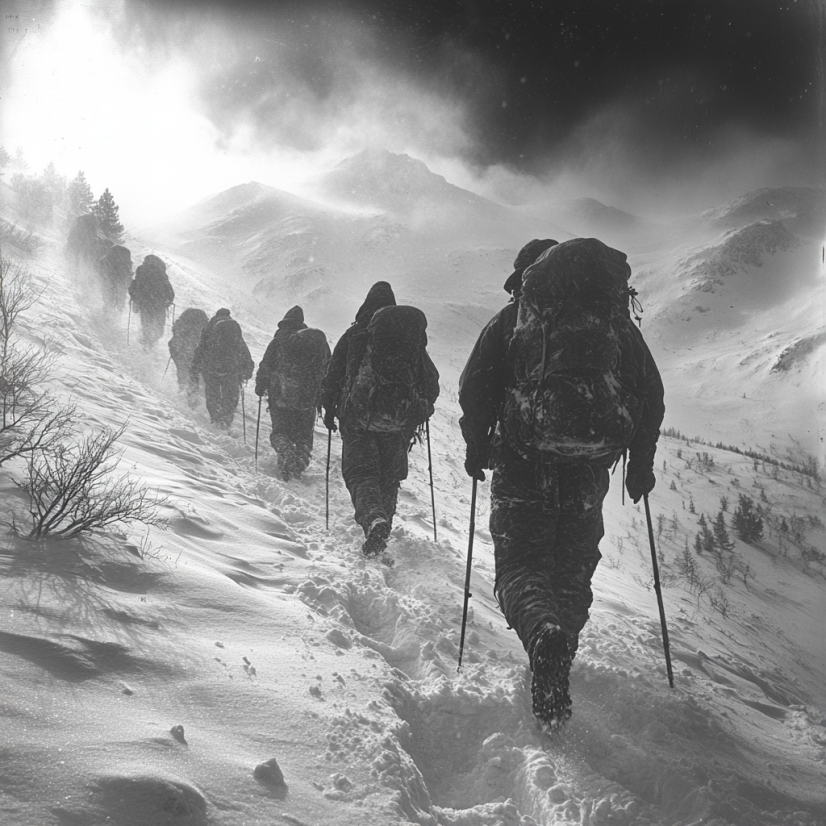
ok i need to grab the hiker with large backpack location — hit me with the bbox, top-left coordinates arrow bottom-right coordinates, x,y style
458,237 -> 665,729
191,308 -> 254,428
97,244 -> 133,312
255,306 -> 331,481
128,254 -> 175,349
168,307 -> 209,406
321,282 -> 440,558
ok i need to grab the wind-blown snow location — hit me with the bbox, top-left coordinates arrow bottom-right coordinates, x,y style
1,163 -> 825,826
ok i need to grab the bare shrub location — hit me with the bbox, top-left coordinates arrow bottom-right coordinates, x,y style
0,254 -> 43,357
0,221 -> 44,256
708,587 -> 731,618
0,343 -> 76,465
19,424 -> 166,539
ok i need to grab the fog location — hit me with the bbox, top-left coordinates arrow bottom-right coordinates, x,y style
2,0 -> 821,225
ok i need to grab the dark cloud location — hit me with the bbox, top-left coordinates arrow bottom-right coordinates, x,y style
119,0 -> 823,180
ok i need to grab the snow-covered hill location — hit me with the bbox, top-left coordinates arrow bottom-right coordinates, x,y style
1,179 -> 825,826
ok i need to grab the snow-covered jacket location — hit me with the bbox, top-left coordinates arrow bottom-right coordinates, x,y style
320,282 -> 396,419
458,300 -> 665,473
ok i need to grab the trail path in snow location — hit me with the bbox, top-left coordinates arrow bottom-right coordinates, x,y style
1,223 -> 824,826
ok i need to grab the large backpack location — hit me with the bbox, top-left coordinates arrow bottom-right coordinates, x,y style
206,317 -> 246,376
273,328 -> 330,409
170,308 -> 208,359
343,305 -> 435,433
501,237 -> 643,463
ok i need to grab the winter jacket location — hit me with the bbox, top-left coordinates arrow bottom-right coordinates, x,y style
320,282 -> 397,420
129,255 -> 174,312
98,245 -> 132,285
255,306 -> 308,396
255,306 -> 331,409
191,309 -> 254,382
458,300 -> 665,472
168,308 -> 209,364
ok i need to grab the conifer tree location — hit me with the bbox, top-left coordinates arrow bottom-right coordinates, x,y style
13,147 -> 29,170
713,510 -> 735,551
701,521 -> 716,554
0,146 -> 10,173
93,188 -> 125,243
41,162 -> 66,204
732,494 -> 763,543
66,171 -> 95,217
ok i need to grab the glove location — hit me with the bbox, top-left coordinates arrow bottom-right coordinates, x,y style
464,448 -> 487,482
323,407 -> 337,432
255,384 -> 266,398
626,465 -> 655,504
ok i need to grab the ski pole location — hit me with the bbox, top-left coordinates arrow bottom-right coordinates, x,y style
644,494 -> 675,688
127,300 -> 132,344
457,476 -> 478,671
254,395 -> 262,470
162,355 -> 172,378
426,419 -> 437,542
325,429 -> 332,530
240,384 -> 247,444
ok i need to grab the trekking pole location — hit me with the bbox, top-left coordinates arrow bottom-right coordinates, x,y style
426,419 -> 437,542
457,476 -> 478,671
325,429 -> 332,530
240,384 -> 247,444
162,355 -> 172,378
127,300 -> 132,344
254,396 -> 262,470
644,494 -> 675,689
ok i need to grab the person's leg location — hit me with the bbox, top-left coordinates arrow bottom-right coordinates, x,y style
552,465 -> 609,656
376,432 -> 409,532
341,429 -> 390,553
218,376 -> 239,426
490,448 -> 562,652
290,408 -> 316,475
203,375 -> 221,423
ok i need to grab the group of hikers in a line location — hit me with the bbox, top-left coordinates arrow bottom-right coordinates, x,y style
67,228 -> 665,732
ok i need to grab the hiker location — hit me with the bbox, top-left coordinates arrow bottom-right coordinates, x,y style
97,244 -> 132,311
128,254 -> 175,349
321,282 -> 440,557
255,306 -> 331,481
168,307 -> 209,405
191,308 -> 254,428
459,237 -> 665,728
66,213 -> 111,276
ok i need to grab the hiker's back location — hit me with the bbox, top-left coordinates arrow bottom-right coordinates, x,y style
170,308 -> 208,359
502,237 -> 643,463
273,328 -> 330,409
132,256 -> 173,309
343,305 -> 439,433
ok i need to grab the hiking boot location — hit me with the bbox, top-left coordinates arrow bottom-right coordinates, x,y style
362,517 -> 390,557
530,625 -> 573,729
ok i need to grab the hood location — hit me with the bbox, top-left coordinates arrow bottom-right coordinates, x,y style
143,254 -> 166,272
355,281 -> 396,325
215,308 -> 231,318
504,238 -> 558,296
277,305 -> 307,332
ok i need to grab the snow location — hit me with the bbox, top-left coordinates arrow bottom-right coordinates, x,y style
1,164 -> 825,826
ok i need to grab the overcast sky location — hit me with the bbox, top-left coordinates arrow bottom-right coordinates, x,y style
2,0 -> 822,223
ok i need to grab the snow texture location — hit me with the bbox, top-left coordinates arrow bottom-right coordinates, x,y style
1,159 -> 825,826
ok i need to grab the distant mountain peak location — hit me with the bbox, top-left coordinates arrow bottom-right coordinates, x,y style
334,148 -> 439,179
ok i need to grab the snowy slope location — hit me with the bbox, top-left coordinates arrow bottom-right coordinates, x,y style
1,179 -> 825,826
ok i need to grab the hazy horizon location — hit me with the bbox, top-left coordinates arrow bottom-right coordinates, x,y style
2,0 -> 822,227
